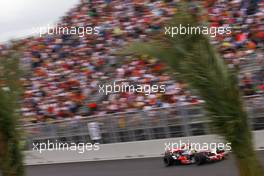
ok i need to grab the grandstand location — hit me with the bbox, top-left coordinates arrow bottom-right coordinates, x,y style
0,0 -> 263,147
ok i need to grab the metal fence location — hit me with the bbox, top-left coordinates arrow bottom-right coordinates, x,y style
22,97 -> 264,150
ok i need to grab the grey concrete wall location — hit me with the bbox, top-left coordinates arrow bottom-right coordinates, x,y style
24,130 -> 264,165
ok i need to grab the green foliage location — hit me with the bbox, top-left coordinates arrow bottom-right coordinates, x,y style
120,4 -> 263,176
0,52 -> 24,176
122,5 -> 240,138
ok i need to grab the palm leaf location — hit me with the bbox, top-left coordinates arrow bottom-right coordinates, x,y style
120,4 -> 263,176
0,51 -> 24,176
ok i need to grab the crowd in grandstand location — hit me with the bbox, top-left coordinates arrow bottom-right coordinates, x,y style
0,0 -> 263,124
18,0 -> 177,123
205,0 -> 264,95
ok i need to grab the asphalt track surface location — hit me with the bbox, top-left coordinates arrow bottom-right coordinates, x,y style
26,151 -> 264,176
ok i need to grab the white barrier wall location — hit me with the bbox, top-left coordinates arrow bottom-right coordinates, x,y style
25,130 -> 264,165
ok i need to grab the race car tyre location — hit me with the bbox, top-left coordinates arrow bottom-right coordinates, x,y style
194,153 -> 207,165
163,156 -> 174,167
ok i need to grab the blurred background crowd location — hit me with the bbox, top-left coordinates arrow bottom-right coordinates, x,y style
0,0 -> 263,124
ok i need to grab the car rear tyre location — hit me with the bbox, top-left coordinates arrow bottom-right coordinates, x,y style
194,153 -> 206,165
164,156 -> 174,167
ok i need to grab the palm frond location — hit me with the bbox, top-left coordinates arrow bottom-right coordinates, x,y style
120,4 -> 263,175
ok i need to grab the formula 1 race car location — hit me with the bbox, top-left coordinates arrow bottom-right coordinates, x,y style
163,145 -> 228,166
